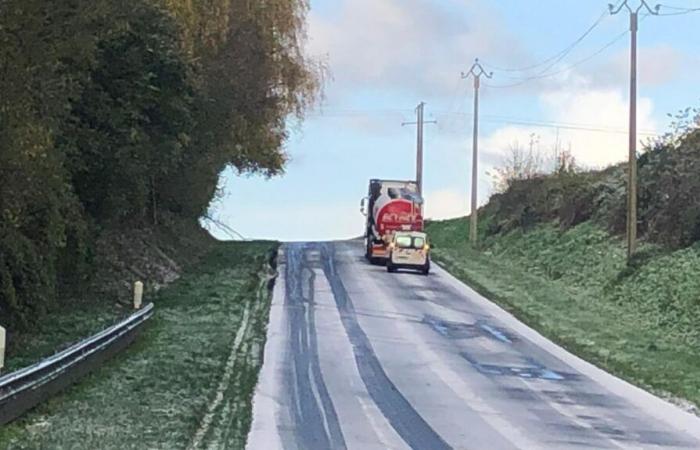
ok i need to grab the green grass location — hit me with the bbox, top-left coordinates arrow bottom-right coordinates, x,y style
427,218 -> 700,412
3,301 -> 127,373
0,240 -> 277,449
3,220 -> 215,373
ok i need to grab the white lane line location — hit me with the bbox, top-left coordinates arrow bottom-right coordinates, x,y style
392,262 -> 669,449
312,268 -> 409,450
357,395 -> 408,450
305,302 -> 333,443
432,263 -> 700,443
337,245 -> 540,449
521,378 -> 631,450
392,268 -> 632,448
362,276 -> 541,448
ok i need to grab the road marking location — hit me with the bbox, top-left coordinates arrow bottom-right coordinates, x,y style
379,257 -> 652,449
357,395 -> 408,450
431,262 -> 700,443
353,263 -> 542,449
321,243 -> 452,450
312,267 -> 408,450
478,323 -> 513,344
306,305 -> 333,443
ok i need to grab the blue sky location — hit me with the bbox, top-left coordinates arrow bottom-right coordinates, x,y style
208,0 -> 700,241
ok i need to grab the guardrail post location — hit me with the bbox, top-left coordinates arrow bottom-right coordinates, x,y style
133,281 -> 144,310
0,326 -> 5,373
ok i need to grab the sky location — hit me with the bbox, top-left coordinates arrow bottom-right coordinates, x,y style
207,0 -> 700,241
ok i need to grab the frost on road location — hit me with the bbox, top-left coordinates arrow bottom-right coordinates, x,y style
247,241 -> 700,450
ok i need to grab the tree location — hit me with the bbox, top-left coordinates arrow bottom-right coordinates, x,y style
0,0 -> 323,326
488,141 -> 546,193
62,0 -> 196,224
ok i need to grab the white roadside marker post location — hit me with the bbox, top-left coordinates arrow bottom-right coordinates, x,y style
0,326 -> 5,373
134,281 -> 144,310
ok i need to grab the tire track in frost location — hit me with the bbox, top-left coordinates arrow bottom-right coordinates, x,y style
319,242 -> 452,450
190,267 -> 275,449
188,293 -> 253,450
285,243 -> 346,449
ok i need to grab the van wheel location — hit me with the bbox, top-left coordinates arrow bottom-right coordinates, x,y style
387,262 -> 397,273
422,262 -> 430,275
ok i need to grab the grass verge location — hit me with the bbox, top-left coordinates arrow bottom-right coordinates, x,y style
3,302 -> 127,373
427,218 -> 700,414
0,240 -> 277,449
3,219 -> 215,373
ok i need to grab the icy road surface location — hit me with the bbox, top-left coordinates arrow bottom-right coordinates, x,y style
247,241 -> 700,450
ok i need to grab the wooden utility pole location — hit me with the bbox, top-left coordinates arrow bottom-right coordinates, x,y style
402,102 -> 436,196
462,59 -> 492,245
610,0 -> 659,261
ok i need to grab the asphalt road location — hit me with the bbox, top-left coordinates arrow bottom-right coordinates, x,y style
247,241 -> 700,450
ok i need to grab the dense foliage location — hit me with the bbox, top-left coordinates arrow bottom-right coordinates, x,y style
484,105 -> 700,249
0,0 -> 321,326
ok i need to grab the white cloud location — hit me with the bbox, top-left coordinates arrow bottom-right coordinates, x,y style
424,188 -> 468,219
482,86 -> 658,169
210,201 -> 364,241
587,45 -> 686,88
308,0 -> 526,98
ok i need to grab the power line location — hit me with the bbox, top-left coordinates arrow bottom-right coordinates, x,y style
480,3 -> 668,89
483,28 -> 629,88
657,3 -> 700,15
306,108 -> 660,136
659,3 -> 700,9
482,6 -> 613,74
438,76 -> 473,132
307,108 -> 413,118
444,76 -> 471,117
481,11 -> 656,89
311,108 -> 413,115
432,111 -> 659,136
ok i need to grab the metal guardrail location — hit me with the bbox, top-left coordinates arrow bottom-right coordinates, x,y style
0,303 -> 155,425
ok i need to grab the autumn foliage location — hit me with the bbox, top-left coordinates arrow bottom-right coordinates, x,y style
0,0 -> 321,326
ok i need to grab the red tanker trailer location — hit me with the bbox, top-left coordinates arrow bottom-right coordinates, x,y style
361,179 -> 424,264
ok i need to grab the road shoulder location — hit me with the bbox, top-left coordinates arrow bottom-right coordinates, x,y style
0,241 -> 277,449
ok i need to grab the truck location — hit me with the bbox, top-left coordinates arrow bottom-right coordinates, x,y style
360,179 -> 424,264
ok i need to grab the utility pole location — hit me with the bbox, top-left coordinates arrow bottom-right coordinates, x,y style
402,102 -> 436,196
462,58 -> 492,246
609,0 -> 659,261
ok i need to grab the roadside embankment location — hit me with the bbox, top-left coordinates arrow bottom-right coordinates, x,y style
0,240 -> 277,449
427,218 -> 700,414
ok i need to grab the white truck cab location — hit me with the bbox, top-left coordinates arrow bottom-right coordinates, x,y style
386,231 -> 431,275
